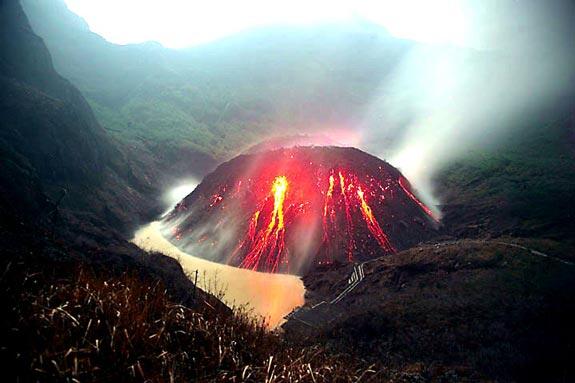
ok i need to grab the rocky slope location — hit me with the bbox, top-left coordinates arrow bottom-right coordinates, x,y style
284,239 -> 575,382
0,0 -> 164,232
0,0 -> 222,324
164,146 -> 439,274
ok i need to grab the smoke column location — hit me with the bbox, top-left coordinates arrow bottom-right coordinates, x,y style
358,0 -> 575,213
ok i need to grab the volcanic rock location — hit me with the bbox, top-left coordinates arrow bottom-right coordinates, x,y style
164,146 -> 439,274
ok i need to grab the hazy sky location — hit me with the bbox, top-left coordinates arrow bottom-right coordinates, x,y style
63,0 -> 470,48
61,0 -> 574,211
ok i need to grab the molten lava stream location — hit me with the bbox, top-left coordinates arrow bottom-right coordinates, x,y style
239,176 -> 289,273
338,172 -> 355,261
398,176 -> 438,222
357,187 -> 395,253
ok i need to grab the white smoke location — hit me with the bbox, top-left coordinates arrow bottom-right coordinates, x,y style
359,0 -> 575,214
161,179 -> 200,215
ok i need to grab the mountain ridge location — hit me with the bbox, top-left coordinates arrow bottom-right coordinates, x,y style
21,0 -> 414,163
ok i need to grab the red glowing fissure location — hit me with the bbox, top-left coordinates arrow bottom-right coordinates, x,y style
356,187 -> 395,253
230,169 -> 428,273
238,176 -> 288,272
338,171 -> 356,262
398,176 -> 438,222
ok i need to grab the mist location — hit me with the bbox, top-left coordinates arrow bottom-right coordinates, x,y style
57,1 -> 575,219
161,179 -> 200,214
358,0 -> 575,213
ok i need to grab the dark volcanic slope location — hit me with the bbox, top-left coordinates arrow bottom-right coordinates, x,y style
0,0 -> 161,231
164,146 -> 439,274
284,239 -> 575,381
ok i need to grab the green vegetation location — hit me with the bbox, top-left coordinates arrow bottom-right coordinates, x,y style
438,115 -> 575,243
22,0 -> 411,161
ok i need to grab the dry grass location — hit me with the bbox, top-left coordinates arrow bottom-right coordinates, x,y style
1,258 -> 378,382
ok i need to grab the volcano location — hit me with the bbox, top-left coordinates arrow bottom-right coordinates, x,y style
163,146 -> 439,274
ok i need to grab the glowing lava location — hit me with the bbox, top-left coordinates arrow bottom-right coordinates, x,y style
165,146 -> 439,274
239,176 -> 289,272
398,176 -> 438,222
271,176 -> 288,232
357,187 -> 395,253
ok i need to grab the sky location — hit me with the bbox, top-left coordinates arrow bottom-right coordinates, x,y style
63,0 -> 471,48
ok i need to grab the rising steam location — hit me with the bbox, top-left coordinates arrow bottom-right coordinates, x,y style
359,0 -> 575,212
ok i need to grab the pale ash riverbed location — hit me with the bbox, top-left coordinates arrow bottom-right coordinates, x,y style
132,221 -> 305,328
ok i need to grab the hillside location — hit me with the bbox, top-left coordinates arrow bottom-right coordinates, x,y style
21,0 -> 413,163
0,0 -> 166,232
438,112 -> 575,247
284,239 -> 575,381
0,0 -> 222,316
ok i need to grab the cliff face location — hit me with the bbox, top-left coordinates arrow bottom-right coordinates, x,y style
0,0 -> 161,232
0,0 -> 227,336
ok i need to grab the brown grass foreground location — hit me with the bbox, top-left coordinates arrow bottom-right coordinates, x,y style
1,258 -> 378,382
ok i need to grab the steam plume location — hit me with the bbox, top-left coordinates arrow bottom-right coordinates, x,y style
359,0 -> 575,213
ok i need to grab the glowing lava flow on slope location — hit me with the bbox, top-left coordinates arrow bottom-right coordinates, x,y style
237,173 -> 398,272
239,176 -> 289,272
338,171 -> 356,262
357,187 -> 395,253
398,176 -> 438,222
166,147 -> 439,274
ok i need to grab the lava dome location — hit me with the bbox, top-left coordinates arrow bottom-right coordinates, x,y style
163,146 -> 439,274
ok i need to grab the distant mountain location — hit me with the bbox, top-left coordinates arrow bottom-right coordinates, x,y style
21,0 -> 413,162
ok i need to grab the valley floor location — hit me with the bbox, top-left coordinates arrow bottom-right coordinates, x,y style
132,221 -> 305,328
